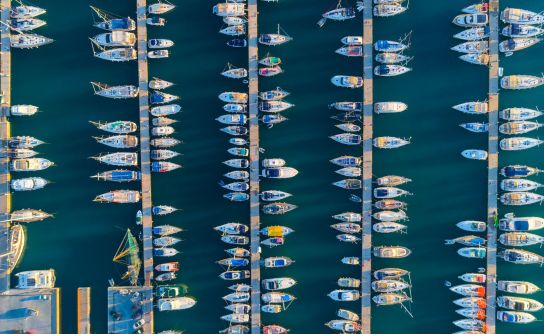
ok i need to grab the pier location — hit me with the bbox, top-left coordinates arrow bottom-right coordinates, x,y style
247,0 -> 261,333
107,286 -> 153,334
135,1 -> 154,333
77,287 -> 91,334
0,288 -> 60,333
360,0 -> 373,332
485,0 -> 499,333
0,0 -> 11,293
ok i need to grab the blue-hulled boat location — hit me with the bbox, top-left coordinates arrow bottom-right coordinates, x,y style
227,39 -> 247,48
91,169 -> 141,182
459,122 -> 489,133
374,40 -> 407,52
501,165 -> 541,178
150,91 -> 178,104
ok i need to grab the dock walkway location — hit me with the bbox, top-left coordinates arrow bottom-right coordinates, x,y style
0,0 -> 12,293
485,0 -> 499,333
247,0 -> 261,333
77,287 -> 91,334
360,0 -> 373,333
135,1 -> 154,333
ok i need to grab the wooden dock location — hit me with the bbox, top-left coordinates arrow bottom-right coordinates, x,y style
247,0 -> 261,333
135,1 -> 154,333
360,0 -> 373,332
77,287 -> 91,334
0,0 -> 11,293
485,0 -> 499,333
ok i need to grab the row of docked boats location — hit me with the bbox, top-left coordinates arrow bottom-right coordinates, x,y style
8,3 -> 53,49
451,4 -> 490,66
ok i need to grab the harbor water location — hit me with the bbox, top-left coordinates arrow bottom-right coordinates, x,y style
11,0 -> 543,333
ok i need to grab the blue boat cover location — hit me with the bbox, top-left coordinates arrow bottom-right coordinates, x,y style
110,18 -> 131,30
111,170 -> 139,181
503,166 -> 528,177
513,220 -> 529,231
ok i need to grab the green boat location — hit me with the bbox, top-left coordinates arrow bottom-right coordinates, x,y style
259,55 -> 282,67
155,284 -> 188,298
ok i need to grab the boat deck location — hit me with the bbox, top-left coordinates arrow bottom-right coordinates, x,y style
361,0 -> 373,333
0,0 -> 12,293
0,288 -> 60,333
77,287 -> 91,334
247,0 -> 261,333
486,1 -> 499,333
136,1 -> 154,333
107,286 -> 154,334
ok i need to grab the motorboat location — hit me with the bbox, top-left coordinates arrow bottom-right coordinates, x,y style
262,256 -> 294,268
224,192 -> 249,202
499,38 -> 541,53
331,75 -> 363,88
157,297 -> 196,311
148,3 -> 176,14
497,296 -> 543,312
92,31 -> 136,47
150,104 -> 181,116
373,136 -> 410,148
333,212 -> 361,222
372,293 -> 411,305
217,258 -> 249,268
262,202 -> 297,215
499,215 -> 544,231
262,325 -> 288,334
261,167 -> 298,179
374,187 -> 410,199
497,311 -> 536,323
373,222 -> 407,233
372,279 -> 410,293
462,3 -> 488,14
330,155 -> 361,167
148,50 -> 169,59
336,45 -> 363,57
337,309 -> 359,321
500,249 -> 544,265
147,17 -> 166,26
457,247 -> 486,259
91,82 -> 138,99
325,320 -> 360,333
337,234 -> 361,243
341,36 -> 363,45
501,165 -> 541,178
375,52 -> 410,64
456,220 -> 486,232
374,40 -> 407,52
260,226 -> 294,237
229,138 -> 248,146
374,102 -> 407,113
454,27 -> 489,41
451,41 -> 488,53
219,270 -> 250,281
461,149 -> 487,160
226,39 -> 247,48
262,277 -> 296,291
501,8 -> 544,25
10,105 -> 38,116
328,289 -> 360,301
261,237 -> 284,248
330,133 -> 361,145
500,121 -> 542,135
452,13 -> 488,27
155,262 -> 179,272
458,273 -> 486,283
373,246 -> 411,258
216,114 -> 247,125
219,92 -> 248,103
501,192 -> 544,205
499,232 -> 544,246
11,177 -> 49,191
450,284 -> 485,297
503,24 -> 544,38
330,101 -> 363,112
341,257 -> 360,266
454,102 -> 488,114
498,281 -> 540,294
374,65 -> 411,76
15,269 -> 55,288
501,75 -> 544,90
10,158 -> 54,172
221,235 -> 249,245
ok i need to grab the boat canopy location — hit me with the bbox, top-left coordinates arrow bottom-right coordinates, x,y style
266,226 -> 286,237
513,220 -> 529,230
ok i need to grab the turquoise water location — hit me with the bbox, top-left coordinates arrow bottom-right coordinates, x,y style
10,0 -> 544,333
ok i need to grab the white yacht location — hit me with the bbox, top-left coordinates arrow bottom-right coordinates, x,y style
16,269 -> 55,289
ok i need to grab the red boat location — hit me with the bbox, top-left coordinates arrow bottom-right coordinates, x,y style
263,325 -> 289,334
155,262 -> 180,272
